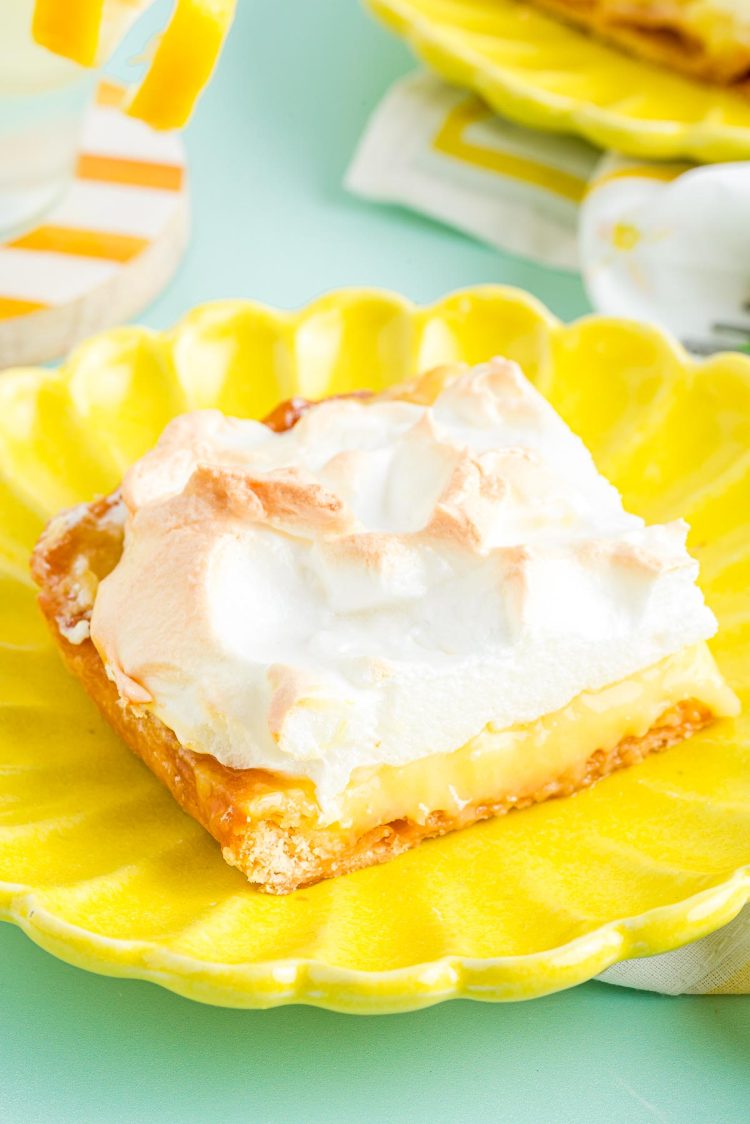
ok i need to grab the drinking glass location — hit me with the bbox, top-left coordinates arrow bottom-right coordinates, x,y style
0,0 -> 95,237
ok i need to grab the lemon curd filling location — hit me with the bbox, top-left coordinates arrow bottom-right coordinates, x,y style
259,643 -> 737,835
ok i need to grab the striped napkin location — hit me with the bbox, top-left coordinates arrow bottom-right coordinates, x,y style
0,79 -> 188,368
347,72 -> 750,356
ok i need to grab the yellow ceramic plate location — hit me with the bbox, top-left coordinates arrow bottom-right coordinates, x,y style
1,287 -> 749,1013
366,0 -> 750,163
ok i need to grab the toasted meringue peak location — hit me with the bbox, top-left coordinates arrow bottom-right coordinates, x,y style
91,361 -> 717,813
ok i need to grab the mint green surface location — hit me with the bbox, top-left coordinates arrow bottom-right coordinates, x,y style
2,2 -> 749,1120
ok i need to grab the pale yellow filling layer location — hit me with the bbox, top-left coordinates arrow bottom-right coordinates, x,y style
326,643 -> 738,832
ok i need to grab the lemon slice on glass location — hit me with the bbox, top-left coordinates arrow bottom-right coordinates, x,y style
32,0 -> 236,129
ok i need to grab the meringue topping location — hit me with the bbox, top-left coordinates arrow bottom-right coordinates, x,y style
90,360 -> 719,815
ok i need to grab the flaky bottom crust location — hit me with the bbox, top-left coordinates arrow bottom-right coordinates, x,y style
31,484 -> 714,894
526,0 -> 750,94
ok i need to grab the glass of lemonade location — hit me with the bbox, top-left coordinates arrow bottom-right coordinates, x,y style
0,0 -> 96,237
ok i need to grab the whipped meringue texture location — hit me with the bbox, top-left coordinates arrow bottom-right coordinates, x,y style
90,360 -> 718,815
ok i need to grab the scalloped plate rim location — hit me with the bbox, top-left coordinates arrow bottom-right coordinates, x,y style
2,867 -> 750,1011
366,0 -> 750,162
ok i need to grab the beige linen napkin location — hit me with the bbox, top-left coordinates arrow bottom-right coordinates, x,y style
347,72 -> 750,355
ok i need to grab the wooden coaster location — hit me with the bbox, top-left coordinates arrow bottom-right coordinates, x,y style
0,80 -> 189,368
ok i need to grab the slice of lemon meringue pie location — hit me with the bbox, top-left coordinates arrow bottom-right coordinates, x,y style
32,360 -> 739,893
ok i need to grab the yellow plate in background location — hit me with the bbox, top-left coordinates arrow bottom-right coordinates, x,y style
366,0 -> 750,163
1,287 -> 749,1012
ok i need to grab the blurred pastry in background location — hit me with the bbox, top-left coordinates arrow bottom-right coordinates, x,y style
524,1 -> 750,91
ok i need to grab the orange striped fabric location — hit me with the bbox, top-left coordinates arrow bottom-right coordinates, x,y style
0,297 -> 49,321
0,78 -> 187,339
76,153 -> 184,191
8,226 -> 149,263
